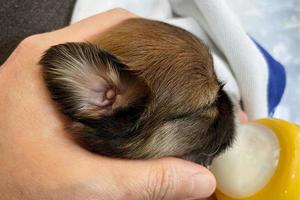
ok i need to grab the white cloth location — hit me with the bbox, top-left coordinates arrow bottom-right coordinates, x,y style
71,0 -> 270,119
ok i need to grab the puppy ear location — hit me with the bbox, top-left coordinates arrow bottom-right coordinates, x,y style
40,42 -> 149,122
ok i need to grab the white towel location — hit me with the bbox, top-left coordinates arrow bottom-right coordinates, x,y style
71,0 -> 286,120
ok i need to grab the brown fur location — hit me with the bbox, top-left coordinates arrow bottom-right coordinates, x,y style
40,18 -> 235,166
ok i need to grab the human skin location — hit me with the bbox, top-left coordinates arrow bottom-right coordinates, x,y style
0,9 -> 218,200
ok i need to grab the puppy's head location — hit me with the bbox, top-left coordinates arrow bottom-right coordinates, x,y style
41,19 -> 236,166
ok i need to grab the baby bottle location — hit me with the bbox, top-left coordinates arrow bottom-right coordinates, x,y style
210,118 -> 300,200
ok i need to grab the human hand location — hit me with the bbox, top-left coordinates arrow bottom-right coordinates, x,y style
0,9 -> 216,200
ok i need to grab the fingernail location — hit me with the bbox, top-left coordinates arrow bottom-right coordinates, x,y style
189,172 -> 216,198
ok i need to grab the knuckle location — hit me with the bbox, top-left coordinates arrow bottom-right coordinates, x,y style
110,8 -> 136,18
147,160 -> 177,199
111,7 -> 129,14
17,34 -> 46,54
19,34 -> 43,48
3,34 -> 45,65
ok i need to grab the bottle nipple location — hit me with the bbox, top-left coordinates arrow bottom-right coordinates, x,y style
210,123 -> 280,198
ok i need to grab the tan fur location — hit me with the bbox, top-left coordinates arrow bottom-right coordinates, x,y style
97,19 -> 219,111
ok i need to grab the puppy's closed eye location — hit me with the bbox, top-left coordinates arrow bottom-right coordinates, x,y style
40,18 -> 236,166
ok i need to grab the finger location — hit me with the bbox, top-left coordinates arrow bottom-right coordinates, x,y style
113,157 -> 216,200
52,8 -> 138,43
239,111 -> 248,123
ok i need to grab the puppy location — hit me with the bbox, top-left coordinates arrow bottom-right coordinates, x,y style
40,18 -> 235,166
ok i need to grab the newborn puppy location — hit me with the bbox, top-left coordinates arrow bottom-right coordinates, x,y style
40,18 -> 235,166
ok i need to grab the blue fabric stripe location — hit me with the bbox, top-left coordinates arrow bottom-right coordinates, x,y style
252,40 -> 286,116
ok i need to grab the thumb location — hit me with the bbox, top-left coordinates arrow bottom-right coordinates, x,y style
114,157 -> 216,200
